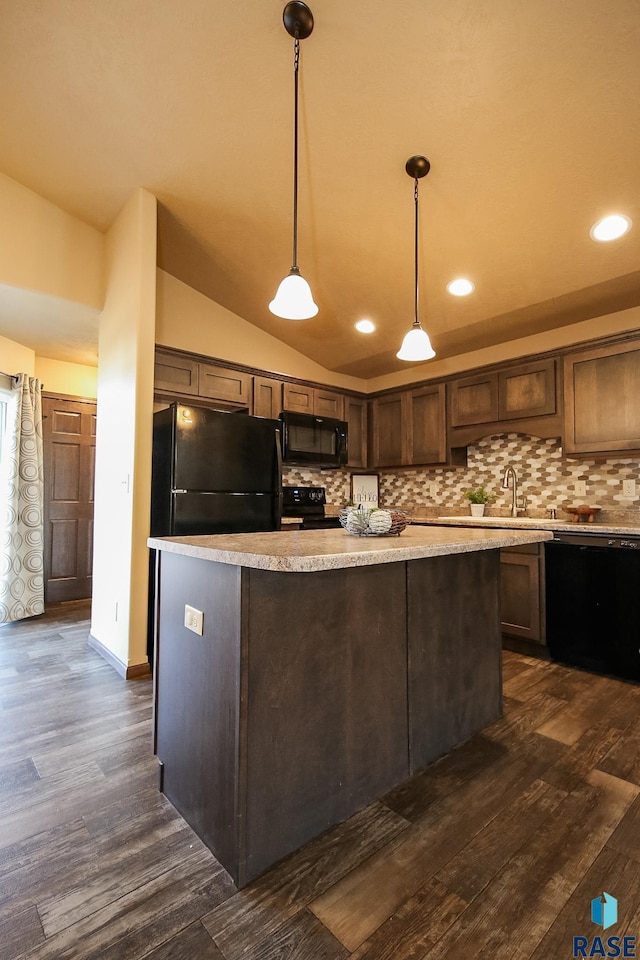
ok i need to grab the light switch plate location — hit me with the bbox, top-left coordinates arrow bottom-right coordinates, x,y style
430,483 -> 438,499
574,480 -> 587,498
184,604 -> 204,636
623,479 -> 636,497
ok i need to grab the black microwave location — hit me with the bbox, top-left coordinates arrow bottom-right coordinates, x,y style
279,411 -> 348,468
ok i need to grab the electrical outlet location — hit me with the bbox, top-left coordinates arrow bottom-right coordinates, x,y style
184,604 -> 204,636
574,480 -> 587,498
623,479 -> 636,497
430,483 -> 438,499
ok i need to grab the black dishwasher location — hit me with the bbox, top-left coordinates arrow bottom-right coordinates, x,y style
546,533 -> 640,682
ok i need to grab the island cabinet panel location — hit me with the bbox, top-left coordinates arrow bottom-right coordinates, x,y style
407,550 -> 502,771
243,563 -> 408,882
154,553 -> 243,874
563,339 -> 640,454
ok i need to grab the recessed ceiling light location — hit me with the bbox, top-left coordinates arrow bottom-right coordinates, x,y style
590,214 -> 632,242
447,278 -> 475,297
355,319 -> 375,333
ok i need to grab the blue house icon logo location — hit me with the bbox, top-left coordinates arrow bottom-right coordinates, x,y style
591,893 -> 618,930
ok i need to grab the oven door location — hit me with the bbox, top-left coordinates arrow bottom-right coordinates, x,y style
280,412 -> 348,467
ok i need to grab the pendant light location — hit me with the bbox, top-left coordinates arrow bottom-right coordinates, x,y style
269,2 -> 318,321
397,156 -> 436,361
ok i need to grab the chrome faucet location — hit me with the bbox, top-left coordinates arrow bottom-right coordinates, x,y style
502,466 -> 520,517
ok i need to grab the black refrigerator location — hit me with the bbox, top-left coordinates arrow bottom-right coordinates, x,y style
150,403 -> 283,537
148,403 -> 282,662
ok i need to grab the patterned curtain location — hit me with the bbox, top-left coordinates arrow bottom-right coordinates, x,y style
0,375 -> 45,623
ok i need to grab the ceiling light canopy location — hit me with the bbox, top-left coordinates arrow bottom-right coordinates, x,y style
269,2 -> 318,321
355,319 -> 376,333
590,214 -> 632,242
397,156 -> 436,363
447,278 -> 474,297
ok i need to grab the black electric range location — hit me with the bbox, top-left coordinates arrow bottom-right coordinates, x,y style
282,486 -> 342,530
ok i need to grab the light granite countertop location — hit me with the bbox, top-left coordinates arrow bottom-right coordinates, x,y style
147,525 -> 553,573
415,516 -> 640,535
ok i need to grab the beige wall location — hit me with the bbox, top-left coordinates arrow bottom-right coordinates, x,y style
156,270 -> 368,393
0,333 -> 35,375
0,171 -> 104,309
0,335 -> 97,396
91,189 -> 157,672
36,357 -> 98,398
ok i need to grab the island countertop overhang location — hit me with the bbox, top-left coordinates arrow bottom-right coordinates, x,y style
147,525 -> 553,573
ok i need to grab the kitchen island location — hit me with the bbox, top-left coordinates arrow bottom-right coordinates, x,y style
148,525 -> 552,887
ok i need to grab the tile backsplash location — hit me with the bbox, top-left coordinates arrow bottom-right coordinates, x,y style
283,432 -> 640,522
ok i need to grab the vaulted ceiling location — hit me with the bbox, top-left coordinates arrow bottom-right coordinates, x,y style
1,0 -> 639,377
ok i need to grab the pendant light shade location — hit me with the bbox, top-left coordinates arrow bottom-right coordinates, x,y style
396,155 -> 436,362
270,2 -> 317,321
397,321 -> 435,361
269,267 -> 318,320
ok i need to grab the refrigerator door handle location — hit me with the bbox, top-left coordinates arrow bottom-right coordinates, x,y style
274,428 -> 283,530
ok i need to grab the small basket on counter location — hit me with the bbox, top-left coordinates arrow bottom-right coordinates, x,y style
339,506 -> 411,537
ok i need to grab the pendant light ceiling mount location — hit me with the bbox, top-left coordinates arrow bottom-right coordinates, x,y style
396,154 -> 436,362
283,1 -> 314,40
269,2 -> 318,321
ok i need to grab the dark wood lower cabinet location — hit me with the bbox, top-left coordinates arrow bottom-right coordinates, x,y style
154,548 -> 503,886
500,542 -> 546,650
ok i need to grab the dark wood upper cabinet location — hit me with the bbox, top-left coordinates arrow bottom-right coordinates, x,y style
563,338 -> 640,455
283,382 -> 314,413
198,363 -> 252,409
314,388 -> 344,420
154,350 -> 199,396
283,384 -> 345,420
370,393 -> 407,467
345,396 -> 368,469
253,376 -> 283,419
498,359 -> 556,420
371,385 -> 449,468
450,358 -> 556,433
450,372 -> 499,427
408,384 -> 447,465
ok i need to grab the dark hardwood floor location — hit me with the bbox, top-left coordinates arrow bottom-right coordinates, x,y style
2,602 -> 640,959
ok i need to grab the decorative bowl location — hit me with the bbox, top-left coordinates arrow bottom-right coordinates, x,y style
564,506 -> 601,523
339,507 -> 411,537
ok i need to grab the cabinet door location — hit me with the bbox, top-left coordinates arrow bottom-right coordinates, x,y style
314,388 -> 344,420
253,377 -> 283,419
500,544 -> 544,644
283,383 -> 314,413
408,384 -> 446,465
371,393 -> 407,467
498,359 -> 556,420
345,396 -> 367,469
154,350 -> 199,396
563,339 -> 640,454
198,364 -> 252,408
450,372 -> 499,426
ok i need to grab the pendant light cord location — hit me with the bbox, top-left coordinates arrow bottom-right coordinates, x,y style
413,177 -> 420,325
292,34 -> 300,270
